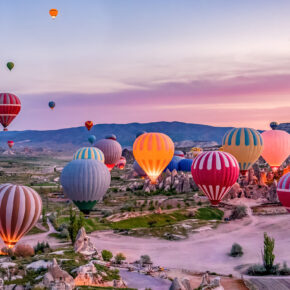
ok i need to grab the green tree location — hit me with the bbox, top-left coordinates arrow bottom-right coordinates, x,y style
263,232 -> 275,273
67,206 -> 84,244
42,207 -> 46,224
102,250 -> 113,261
115,253 -> 126,264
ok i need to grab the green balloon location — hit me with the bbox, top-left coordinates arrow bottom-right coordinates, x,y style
7,62 -> 14,71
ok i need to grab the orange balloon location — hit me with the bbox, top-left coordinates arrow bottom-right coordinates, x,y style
133,132 -> 174,184
261,130 -> 290,171
49,9 -> 58,19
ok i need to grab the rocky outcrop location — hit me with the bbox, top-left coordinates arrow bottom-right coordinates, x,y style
169,277 -> 191,290
74,227 -> 97,256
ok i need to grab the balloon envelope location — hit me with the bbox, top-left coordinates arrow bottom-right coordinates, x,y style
49,9 -> 58,19
165,156 -> 183,172
73,147 -> 104,163
222,127 -> 263,175
85,121 -> 93,131
191,151 -> 239,205
133,132 -> 174,183
116,156 -> 126,170
48,101 -> 55,110
174,150 -> 184,157
191,147 -> 203,158
133,160 -> 146,177
277,173 -> 290,212
7,141 -> 14,149
0,93 -> 21,131
178,158 -> 193,172
61,159 -> 111,214
270,122 -> 279,130
261,130 -> 290,171
0,184 -> 42,248
88,135 -> 96,145
7,62 -> 14,71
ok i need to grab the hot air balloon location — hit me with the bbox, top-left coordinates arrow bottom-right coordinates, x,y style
7,141 -> 14,149
133,160 -> 146,177
85,121 -> 93,131
49,9 -> 58,19
174,150 -> 185,157
191,147 -> 203,158
0,93 -> 21,131
95,136 -> 122,171
277,172 -> 290,212
261,130 -> 290,172
270,122 -> 279,130
48,101 -> 55,110
6,62 -> 14,71
165,156 -> 183,172
116,156 -> 126,170
133,132 -> 174,183
0,184 -> 42,248
222,127 -> 263,175
73,147 -> 104,163
191,151 -> 239,205
88,135 -> 96,145
219,146 -> 224,152
61,159 -> 111,214
178,158 -> 193,172
136,131 -> 147,138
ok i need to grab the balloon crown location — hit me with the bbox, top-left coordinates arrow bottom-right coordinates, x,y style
106,134 -> 117,141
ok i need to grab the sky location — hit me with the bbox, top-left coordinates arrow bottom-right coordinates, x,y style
1,0 -> 290,131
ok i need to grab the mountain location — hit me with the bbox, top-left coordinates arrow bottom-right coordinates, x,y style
0,121 -> 288,150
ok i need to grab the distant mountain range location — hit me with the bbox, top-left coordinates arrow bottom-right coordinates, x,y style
0,122 -> 289,151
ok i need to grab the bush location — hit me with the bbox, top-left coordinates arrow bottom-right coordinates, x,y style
230,243 -> 243,257
14,244 -> 34,257
115,253 -> 126,264
230,205 -> 247,220
60,228 -> 69,239
102,250 -> 113,261
247,263 -> 280,276
147,220 -> 157,227
34,242 -> 51,254
280,262 -> 290,275
140,255 -> 151,265
263,232 -> 275,272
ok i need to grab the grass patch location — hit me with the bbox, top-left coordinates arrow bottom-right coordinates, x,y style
195,207 -> 224,220
27,226 -> 46,235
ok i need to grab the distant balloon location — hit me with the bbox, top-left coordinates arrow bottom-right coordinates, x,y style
133,132 -> 174,183
222,127 -> 263,175
88,135 -> 96,145
7,140 -> 14,149
6,62 -> 14,71
191,147 -> 203,158
136,131 -> 147,138
174,150 -> 185,157
61,159 -> 111,214
49,9 -> 58,19
48,101 -> 55,110
270,122 -> 279,130
133,160 -> 146,177
191,151 -> 239,205
85,121 -> 93,131
261,130 -> 290,171
277,173 -> 290,212
73,147 -> 104,163
0,184 -> 42,248
219,146 -> 224,152
105,134 -> 117,140
178,158 -> 193,172
0,93 -> 21,131
116,156 -> 126,170
95,136 -> 122,171
165,156 -> 183,172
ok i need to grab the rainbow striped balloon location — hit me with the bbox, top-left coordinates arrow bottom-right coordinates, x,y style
73,147 -> 105,163
277,173 -> 290,212
133,132 -> 174,183
222,127 -> 263,174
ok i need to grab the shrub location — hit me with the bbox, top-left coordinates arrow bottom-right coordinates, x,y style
263,232 -> 275,272
147,220 -> 157,227
60,228 -> 69,239
14,244 -> 34,257
230,205 -> 247,220
280,262 -> 290,275
140,255 -> 151,265
166,205 -> 173,210
102,250 -> 113,261
115,253 -> 126,264
34,242 -> 51,254
230,243 -> 243,257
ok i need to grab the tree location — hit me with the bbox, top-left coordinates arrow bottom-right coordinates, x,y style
68,206 -> 84,244
263,232 -> 275,273
102,250 -> 113,261
115,253 -> 126,264
42,207 -> 46,224
230,243 -> 243,257
140,255 -> 151,265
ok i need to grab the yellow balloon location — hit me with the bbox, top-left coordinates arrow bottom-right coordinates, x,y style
222,128 -> 263,175
190,147 -> 203,157
133,132 -> 174,183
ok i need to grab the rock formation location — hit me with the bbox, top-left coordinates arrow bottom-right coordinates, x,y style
74,227 -> 97,256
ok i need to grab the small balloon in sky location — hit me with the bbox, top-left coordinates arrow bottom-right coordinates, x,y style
48,101 -> 55,110
7,62 -> 14,71
49,9 -> 58,19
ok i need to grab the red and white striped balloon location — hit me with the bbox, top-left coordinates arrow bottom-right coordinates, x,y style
191,151 -> 239,205
0,184 -> 42,248
277,173 -> 290,212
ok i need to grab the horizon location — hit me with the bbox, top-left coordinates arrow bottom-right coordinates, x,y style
1,1 -> 290,131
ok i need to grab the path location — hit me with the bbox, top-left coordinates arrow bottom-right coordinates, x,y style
247,277 -> 290,290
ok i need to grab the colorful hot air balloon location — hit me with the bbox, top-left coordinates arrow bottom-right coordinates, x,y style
261,130 -> 290,172
277,172 -> 290,212
222,127 -> 263,175
7,141 -> 14,149
133,132 -> 174,183
133,160 -> 146,177
106,134 -> 117,140
61,159 -> 111,214
165,156 -> 183,172
0,184 -> 42,248
6,62 -> 14,71
191,147 -> 203,158
219,146 -> 224,152
178,158 -> 193,172
88,135 -> 96,145
85,121 -> 93,131
191,151 -> 239,205
73,147 -> 105,163
0,93 -> 21,131
116,156 -> 126,170
48,101 -> 55,110
49,9 -> 58,19
270,122 -> 279,130
174,150 -> 185,157
95,136 -> 122,171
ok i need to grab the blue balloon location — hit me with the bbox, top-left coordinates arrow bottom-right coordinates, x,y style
164,156 -> 183,172
48,101 -> 55,109
178,158 -> 193,172
88,135 -> 96,145
133,160 -> 146,177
